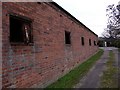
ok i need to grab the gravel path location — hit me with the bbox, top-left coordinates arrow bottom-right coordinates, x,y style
118,50 -> 120,88
74,47 -> 119,88
112,48 -> 119,88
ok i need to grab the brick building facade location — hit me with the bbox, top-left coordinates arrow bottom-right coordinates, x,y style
2,2 -> 98,88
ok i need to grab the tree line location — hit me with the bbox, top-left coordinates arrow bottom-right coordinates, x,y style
100,2 -> 120,48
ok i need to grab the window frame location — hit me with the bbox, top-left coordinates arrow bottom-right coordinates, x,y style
81,37 -> 84,46
94,41 -> 96,46
9,14 -> 34,46
89,39 -> 91,46
65,31 -> 71,45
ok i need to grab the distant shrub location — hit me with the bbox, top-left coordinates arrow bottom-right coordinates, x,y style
112,39 -> 120,48
98,40 -> 104,47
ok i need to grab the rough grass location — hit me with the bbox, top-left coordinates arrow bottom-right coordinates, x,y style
100,50 -> 118,88
46,49 -> 104,88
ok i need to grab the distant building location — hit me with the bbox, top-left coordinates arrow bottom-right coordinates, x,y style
1,2 -> 98,88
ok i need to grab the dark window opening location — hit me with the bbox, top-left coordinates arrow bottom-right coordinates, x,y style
81,37 -> 84,46
10,15 -> 33,45
97,42 -> 99,46
89,39 -> 91,46
65,31 -> 71,44
94,41 -> 96,46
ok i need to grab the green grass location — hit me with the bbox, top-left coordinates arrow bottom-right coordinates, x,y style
46,49 -> 104,88
100,50 -> 118,88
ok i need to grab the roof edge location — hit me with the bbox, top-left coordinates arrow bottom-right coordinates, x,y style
38,2 -> 98,37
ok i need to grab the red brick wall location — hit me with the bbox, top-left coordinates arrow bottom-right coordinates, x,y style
2,2 -> 98,88
0,1 -> 2,89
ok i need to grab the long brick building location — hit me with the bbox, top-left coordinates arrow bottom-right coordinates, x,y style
1,2 -> 98,88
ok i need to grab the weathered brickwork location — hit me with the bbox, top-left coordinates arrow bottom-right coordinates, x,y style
2,2 -> 98,88
0,1 -> 2,89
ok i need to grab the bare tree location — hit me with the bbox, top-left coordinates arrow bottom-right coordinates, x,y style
104,2 -> 120,38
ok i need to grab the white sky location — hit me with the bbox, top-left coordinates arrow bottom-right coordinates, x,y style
53,0 -> 120,37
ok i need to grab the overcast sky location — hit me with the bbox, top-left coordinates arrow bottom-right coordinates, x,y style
53,0 -> 120,37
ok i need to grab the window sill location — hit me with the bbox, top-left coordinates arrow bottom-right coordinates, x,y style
10,42 -> 34,46
65,44 -> 71,47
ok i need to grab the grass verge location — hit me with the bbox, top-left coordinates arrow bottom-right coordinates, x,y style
100,50 -> 118,88
46,49 -> 104,88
